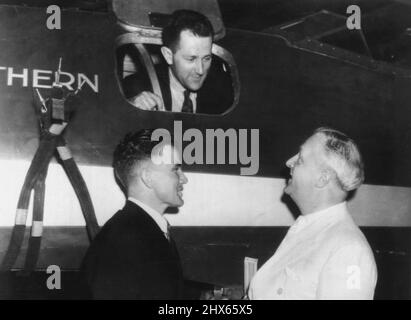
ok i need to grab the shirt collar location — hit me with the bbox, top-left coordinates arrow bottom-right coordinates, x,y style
290,201 -> 348,233
128,197 -> 169,235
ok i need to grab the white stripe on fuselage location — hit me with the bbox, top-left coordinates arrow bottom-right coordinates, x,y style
0,159 -> 410,227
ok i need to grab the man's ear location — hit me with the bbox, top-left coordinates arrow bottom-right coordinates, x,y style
161,46 -> 173,65
316,169 -> 332,188
140,166 -> 153,189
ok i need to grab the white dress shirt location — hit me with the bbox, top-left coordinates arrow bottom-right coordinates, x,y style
248,202 -> 377,300
128,197 -> 170,240
169,69 -> 197,113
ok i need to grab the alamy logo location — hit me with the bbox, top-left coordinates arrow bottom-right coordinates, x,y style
46,265 -> 61,290
151,121 -> 260,176
46,5 -> 61,30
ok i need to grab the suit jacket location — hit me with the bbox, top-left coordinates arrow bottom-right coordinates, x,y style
122,57 -> 234,114
81,200 -> 184,299
249,202 -> 377,300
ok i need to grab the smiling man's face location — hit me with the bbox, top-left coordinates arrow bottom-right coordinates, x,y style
284,134 -> 325,206
163,30 -> 213,92
150,145 -> 188,208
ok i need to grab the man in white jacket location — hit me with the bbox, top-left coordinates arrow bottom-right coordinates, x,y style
249,127 -> 377,300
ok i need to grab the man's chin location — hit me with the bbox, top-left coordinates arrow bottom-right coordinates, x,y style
166,202 -> 183,211
187,80 -> 205,91
284,183 -> 292,195
187,85 -> 201,92
176,197 -> 184,207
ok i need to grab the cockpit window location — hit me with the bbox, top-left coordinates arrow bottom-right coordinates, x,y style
259,2 -> 411,71
115,42 -> 239,115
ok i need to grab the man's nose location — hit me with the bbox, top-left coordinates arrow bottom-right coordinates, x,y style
180,171 -> 188,184
286,154 -> 297,168
195,60 -> 204,75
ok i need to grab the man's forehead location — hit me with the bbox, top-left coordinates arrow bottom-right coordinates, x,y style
301,134 -> 325,157
175,30 -> 212,51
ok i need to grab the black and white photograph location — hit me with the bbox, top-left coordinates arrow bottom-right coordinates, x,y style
0,0 -> 410,303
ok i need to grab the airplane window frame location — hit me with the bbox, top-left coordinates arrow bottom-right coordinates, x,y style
115,32 -> 240,116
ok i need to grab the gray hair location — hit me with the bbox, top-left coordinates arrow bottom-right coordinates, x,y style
315,127 -> 364,191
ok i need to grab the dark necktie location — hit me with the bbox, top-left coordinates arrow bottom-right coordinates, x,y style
164,220 -> 171,241
181,90 -> 193,113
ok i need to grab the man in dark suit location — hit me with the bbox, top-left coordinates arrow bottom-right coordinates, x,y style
123,9 -> 233,114
81,129 -> 188,299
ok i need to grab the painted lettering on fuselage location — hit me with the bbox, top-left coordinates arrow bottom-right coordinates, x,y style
0,66 -> 99,92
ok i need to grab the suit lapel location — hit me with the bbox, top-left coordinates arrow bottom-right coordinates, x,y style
125,201 -> 183,289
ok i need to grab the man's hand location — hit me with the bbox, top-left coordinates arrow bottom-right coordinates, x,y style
130,91 -> 164,111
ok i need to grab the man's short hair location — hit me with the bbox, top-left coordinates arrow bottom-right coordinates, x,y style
113,129 -> 161,188
315,127 -> 364,192
162,9 -> 214,51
